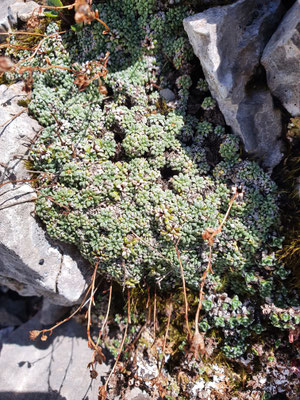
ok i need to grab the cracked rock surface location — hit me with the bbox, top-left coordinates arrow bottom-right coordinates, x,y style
0,0 -> 39,42
262,0 -> 300,117
0,83 -> 92,306
184,0 -> 285,169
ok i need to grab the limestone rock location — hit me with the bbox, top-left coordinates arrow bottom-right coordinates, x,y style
9,0 -> 40,23
0,83 -> 92,306
39,299 -> 70,326
262,1 -> 300,116
199,0 -> 238,6
183,0 -> 285,168
0,0 -> 39,42
0,0 -> 17,39
0,314 -> 110,400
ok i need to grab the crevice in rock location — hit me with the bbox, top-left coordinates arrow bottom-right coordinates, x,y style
245,65 -> 268,93
160,166 -> 178,181
281,0 -> 297,11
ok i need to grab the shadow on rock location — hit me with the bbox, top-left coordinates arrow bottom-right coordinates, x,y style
0,391 -> 67,400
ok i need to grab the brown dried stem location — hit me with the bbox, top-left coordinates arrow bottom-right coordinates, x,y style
159,301 -> 173,373
35,189 -> 70,213
146,285 -> 151,324
102,288 -> 130,394
96,283 -> 112,343
0,31 -> 51,38
86,259 -> 100,351
190,190 -> 239,359
0,109 -> 26,127
29,275 -> 96,341
174,242 -> 191,338
0,177 -> 39,189
153,287 -> 157,343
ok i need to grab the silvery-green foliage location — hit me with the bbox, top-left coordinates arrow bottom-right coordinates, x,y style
19,0 -> 299,361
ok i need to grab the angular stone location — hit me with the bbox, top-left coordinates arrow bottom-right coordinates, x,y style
9,1 -> 40,23
160,88 -> 176,102
0,83 -> 92,306
183,0 -> 285,168
0,0 -> 16,40
261,1 -> 300,116
0,314 -> 110,400
0,1 -> 40,42
39,299 -> 70,326
0,313 -> 153,399
199,0 -> 239,6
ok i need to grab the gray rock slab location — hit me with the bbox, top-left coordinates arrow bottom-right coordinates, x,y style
160,89 -> 176,102
0,313 -> 110,400
262,0 -> 300,116
0,83 -> 92,306
0,0 -> 15,34
0,0 -> 22,38
9,1 -> 40,23
0,0 -> 40,42
183,0 -> 285,168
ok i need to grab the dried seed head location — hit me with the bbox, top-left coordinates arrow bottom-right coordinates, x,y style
26,16 -> 40,30
75,0 -> 95,24
29,330 -> 41,341
90,369 -> 98,379
98,385 -> 107,400
202,227 -> 214,242
98,85 -> 108,95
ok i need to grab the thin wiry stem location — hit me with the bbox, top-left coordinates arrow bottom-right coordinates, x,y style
194,245 -> 212,329
103,288 -> 130,392
0,109 -> 26,127
153,287 -> 157,343
190,190 -> 239,359
86,260 -> 99,350
174,243 -> 191,338
97,283 -> 113,344
159,301 -> 172,373
0,177 -> 39,189
29,273 -> 101,341
0,31 -> 51,38
146,286 -> 151,324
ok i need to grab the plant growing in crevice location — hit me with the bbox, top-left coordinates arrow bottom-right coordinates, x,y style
1,1 -> 299,398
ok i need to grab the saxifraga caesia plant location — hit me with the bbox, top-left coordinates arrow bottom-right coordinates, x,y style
0,0 -> 299,398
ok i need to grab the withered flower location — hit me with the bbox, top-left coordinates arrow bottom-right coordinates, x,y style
98,385 -> 107,400
29,330 -> 41,341
90,369 -> 98,379
40,333 -> 48,341
202,227 -> 215,243
74,73 -> 90,91
26,16 -> 41,30
94,346 -> 106,364
98,84 -> 108,95
74,0 -> 95,24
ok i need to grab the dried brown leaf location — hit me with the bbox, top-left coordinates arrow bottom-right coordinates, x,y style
0,57 -> 15,72
98,385 -> 107,400
188,331 -> 205,360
